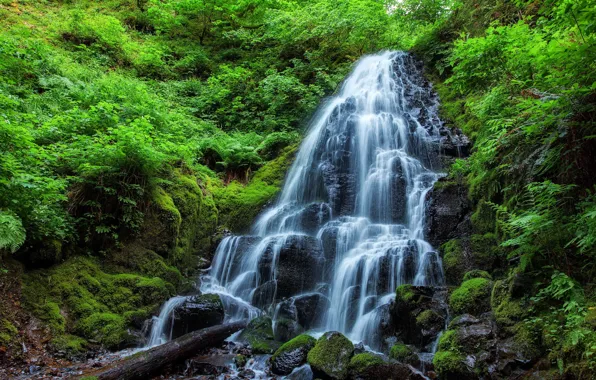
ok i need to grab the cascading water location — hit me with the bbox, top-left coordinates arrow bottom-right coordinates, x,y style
196,51 -> 446,350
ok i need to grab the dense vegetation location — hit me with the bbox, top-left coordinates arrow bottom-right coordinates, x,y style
0,0 -> 595,377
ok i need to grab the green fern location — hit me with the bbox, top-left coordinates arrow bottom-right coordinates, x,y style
0,211 -> 26,253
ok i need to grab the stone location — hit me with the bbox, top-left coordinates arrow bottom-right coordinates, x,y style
307,331 -> 354,379
171,294 -> 224,339
270,334 -> 316,375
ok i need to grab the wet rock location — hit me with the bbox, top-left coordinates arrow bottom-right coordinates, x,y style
425,178 -> 472,248
238,368 -> 256,378
307,331 -> 354,379
389,344 -> 420,367
283,203 -> 332,235
439,127 -> 471,157
293,293 -> 330,329
238,316 -> 280,354
286,364 -> 314,380
389,285 -> 448,349
275,235 -> 325,299
273,317 -> 303,342
171,294 -> 224,339
270,334 -> 316,375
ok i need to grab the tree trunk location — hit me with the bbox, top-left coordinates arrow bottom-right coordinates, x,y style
90,321 -> 247,380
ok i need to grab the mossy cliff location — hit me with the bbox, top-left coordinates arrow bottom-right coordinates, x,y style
14,146 -> 295,357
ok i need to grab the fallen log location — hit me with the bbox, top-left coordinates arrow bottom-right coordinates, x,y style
90,321 -> 247,380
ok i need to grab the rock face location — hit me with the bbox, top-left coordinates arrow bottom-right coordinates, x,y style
388,285 -> 448,350
425,178 -> 472,248
270,334 -> 317,375
307,331 -> 354,379
253,235 -> 325,308
274,293 -> 330,341
171,294 -> 224,339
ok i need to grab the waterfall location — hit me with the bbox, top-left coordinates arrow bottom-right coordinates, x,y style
197,51 -> 445,349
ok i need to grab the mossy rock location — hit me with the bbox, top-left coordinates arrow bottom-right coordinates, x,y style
395,284 -> 427,307
307,331 -> 354,379
441,239 -> 467,284
471,199 -> 497,234
449,277 -> 492,315
433,351 -> 472,380
270,334 -> 316,375
50,334 -> 88,357
490,277 -> 529,329
238,316 -> 279,354
75,312 -> 132,349
416,309 -> 444,331
463,269 -> 492,281
389,343 -> 419,366
348,352 -> 385,374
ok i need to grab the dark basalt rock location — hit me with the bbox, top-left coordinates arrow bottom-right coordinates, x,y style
171,294 -> 224,339
439,127 -> 471,157
270,335 -> 316,375
283,203 -> 332,235
388,285 -> 448,350
425,178 -> 472,248
286,364 -> 314,380
293,293 -> 330,329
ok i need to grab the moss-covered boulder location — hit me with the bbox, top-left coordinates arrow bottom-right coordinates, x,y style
390,285 -> 447,348
349,352 -> 418,379
270,334 -> 316,375
449,277 -> 492,315
171,294 -> 224,339
307,331 -> 354,379
389,343 -> 419,366
432,351 -> 471,380
238,316 -> 280,354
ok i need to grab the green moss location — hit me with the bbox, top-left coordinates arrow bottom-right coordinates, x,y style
389,343 -> 418,365
437,329 -> 458,351
449,277 -> 492,315
470,233 -> 503,265
395,284 -> 417,304
238,316 -> 279,354
234,354 -> 247,368
441,239 -> 466,284
416,309 -> 442,330
471,199 -> 496,234
307,331 -> 354,380
432,351 -> 467,378
271,334 -> 316,362
75,312 -> 130,349
50,334 -> 87,356
22,256 -> 174,351
463,270 -> 492,281
490,278 -> 528,329
0,319 -> 18,346
348,352 -> 385,373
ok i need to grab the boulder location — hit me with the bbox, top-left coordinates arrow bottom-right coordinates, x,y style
348,352 -> 424,380
389,343 -> 420,367
307,331 -> 354,379
270,334 -> 317,375
449,278 -> 492,316
171,294 -> 224,339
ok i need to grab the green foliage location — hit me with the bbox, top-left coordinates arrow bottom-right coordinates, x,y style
0,211 -> 26,253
